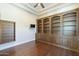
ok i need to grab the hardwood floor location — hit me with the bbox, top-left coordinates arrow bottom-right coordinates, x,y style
0,41 -> 79,56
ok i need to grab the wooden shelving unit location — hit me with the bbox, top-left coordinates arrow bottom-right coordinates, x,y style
36,8 -> 79,52
51,16 -> 60,33
62,11 -> 77,49
37,19 -> 42,33
43,18 -> 50,33
0,20 -> 15,44
63,12 -> 76,37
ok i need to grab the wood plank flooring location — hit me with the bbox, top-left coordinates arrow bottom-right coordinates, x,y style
0,41 -> 79,56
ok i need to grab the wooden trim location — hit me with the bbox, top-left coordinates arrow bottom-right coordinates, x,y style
49,17 -> 52,34
40,19 -> 43,33
14,22 -> 16,41
60,14 -> 63,45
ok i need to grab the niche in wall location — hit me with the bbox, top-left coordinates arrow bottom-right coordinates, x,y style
0,20 -> 15,44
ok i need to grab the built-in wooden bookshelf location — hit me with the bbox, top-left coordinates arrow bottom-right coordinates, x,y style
37,19 -> 42,33
36,8 -> 79,52
0,20 -> 15,44
43,18 -> 50,33
63,12 -> 76,37
62,11 -> 78,49
51,16 -> 60,34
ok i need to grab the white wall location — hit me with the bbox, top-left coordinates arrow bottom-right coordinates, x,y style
38,3 -> 79,18
0,3 -> 37,50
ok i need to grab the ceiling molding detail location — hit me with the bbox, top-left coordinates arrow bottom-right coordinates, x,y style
39,3 -> 62,12
11,3 -> 64,16
10,3 -> 79,17
21,3 -> 39,13
38,3 -> 73,16
38,3 -> 79,18
11,3 -> 38,15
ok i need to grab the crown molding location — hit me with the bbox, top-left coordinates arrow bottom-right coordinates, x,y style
39,3 -> 61,12
10,3 -> 79,17
10,3 -> 38,16
38,3 -> 72,16
21,3 -> 39,13
38,3 -> 79,18
10,3 -> 64,16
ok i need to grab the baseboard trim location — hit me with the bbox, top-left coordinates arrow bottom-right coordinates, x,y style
37,40 -> 79,53
0,39 -> 35,51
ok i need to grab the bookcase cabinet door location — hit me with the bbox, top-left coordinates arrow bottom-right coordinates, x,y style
71,37 -> 79,50
62,37 -> 71,48
45,34 -> 51,42
50,34 -> 56,43
36,33 -> 44,41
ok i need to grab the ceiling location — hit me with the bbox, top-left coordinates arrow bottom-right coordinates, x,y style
28,3 -> 58,11
21,3 -> 60,12
13,3 -> 71,16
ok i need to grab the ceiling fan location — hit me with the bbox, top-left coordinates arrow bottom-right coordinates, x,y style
34,3 -> 45,8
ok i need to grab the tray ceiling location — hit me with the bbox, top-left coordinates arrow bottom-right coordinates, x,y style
22,3 -> 60,12
13,3 -> 73,16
